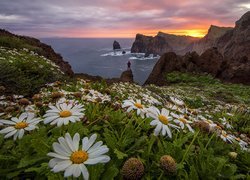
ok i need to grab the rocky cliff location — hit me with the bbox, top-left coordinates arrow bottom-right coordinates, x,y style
192,25 -> 233,54
131,34 -> 173,56
145,47 -> 250,85
0,29 -> 74,76
217,11 -> 250,60
145,11 -> 250,85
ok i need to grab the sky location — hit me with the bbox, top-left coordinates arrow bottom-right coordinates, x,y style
0,0 -> 249,38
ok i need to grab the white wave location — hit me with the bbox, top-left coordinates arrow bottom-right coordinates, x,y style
129,53 -> 160,60
100,50 -> 131,57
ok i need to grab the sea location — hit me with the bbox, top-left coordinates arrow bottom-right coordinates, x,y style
41,38 -> 159,84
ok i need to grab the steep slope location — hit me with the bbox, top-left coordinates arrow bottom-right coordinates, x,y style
217,11 -> 250,60
157,32 -> 200,54
0,29 -> 73,76
192,25 -> 233,54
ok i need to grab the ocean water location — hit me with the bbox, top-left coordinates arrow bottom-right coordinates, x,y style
41,38 -> 159,84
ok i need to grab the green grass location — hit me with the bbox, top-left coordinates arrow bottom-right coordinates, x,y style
0,36 -> 43,52
0,47 -> 66,95
163,72 -> 250,106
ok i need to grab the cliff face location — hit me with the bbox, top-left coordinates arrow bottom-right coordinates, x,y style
131,33 -> 199,56
192,25 -> 233,54
217,11 -> 250,60
0,29 -> 74,76
131,34 -> 173,56
157,32 -> 200,54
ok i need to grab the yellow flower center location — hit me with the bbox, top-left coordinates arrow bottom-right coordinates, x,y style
15,122 -> 28,129
134,103 -> 143,109
184,114 -> 189,119
159,115 -> 169,125
222,133 -> 227,138
59,110 -> 72,118
70,150 -> 88,164
216,125 -> 222,130
179,118 -> 187,124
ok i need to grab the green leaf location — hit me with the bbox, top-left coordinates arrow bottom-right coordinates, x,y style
102,164 -> 119,180
114,149 -> 128,160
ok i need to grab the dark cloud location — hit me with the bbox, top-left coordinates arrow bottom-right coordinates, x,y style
0,0 -> 249,37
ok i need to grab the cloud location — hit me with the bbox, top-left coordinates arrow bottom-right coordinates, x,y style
0,0 -> 249,37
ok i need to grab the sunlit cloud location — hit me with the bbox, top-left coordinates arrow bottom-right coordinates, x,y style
0,0 -> 249,38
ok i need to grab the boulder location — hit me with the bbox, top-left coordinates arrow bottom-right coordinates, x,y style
113,40 -> 121,50
120,69 -> 134,83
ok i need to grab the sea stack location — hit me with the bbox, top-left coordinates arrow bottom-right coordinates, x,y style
113,40 -> 121,50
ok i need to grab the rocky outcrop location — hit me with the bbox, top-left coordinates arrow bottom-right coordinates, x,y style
0,29 -> 74,76
131,34 -> 173,56
131,33 -> 199,56
217,11 -> 250,60
145,48 -> 250,85
120,69 -> 134,83
192,25 -> 233,54
113,40 -> 121,50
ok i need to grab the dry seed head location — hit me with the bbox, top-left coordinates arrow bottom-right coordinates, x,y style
160,155 -> 177,175
73,92 -> 82,98
18,98 -> 30,106
121,158 -> 144,180
32,94 -> 41,101
51,92 -> 64,99
5,106 -> 15,113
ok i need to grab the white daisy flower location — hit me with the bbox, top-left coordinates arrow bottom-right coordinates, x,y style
142,94 -> 161,105
148,107 -> 179,138
233,136 -> 248,150
219,117 -> 233,129
122,99 -> 146,118
0,113 -> 5,126
171,113 -> 194,133
44,101 -> 85,127
48,133 -> 110,179
0,112 -> 40,140
170,96 -> 184,106
220,131 -> 235,143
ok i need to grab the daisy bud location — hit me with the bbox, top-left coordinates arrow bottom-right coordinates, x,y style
18,98 -> 30,106
51,92 -> 64,99
228,152 -> 237,159
121,158 -> 144,180
160,155 -> 177,175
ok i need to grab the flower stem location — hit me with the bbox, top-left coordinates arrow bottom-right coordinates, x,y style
181,130 -> 199,164
205,133 -> 215,149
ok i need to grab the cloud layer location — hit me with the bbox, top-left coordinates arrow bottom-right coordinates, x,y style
0,0 -> 249,37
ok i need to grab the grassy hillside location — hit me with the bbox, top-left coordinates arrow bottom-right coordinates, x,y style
0,47 -> 66,95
